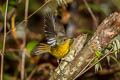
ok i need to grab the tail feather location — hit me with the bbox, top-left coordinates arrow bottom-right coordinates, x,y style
33,43 -> 51,55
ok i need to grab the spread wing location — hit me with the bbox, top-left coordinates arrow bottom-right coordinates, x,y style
44,13 -> 56,46
44,13 -> 65,46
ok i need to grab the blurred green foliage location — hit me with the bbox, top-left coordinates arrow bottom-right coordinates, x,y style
3,74 -> 11,80
1,0 -> 16,14
26,40 -> 39,53
0,40 -> 2,49
79,4 -> 106,15
112,0 -> 120,10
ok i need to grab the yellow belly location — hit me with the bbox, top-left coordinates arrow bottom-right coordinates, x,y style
51,46 -> 69,59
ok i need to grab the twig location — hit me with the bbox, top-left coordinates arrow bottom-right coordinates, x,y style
21,0 -> 29,80
26,66 -> 38,80
6,0 -> 51,35
74,51 -> 110,80
83,0 -> 98,28
73,56 -> 96,80
0,0 -> 8,80
6,48 -> 21,52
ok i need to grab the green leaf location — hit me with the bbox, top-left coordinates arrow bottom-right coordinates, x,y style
115,39 -> 120,52
113,41 -> 118,58
95,61 -> 102,72
95,63 -> 100,72
106,55 -> 110,65
111,55 -> 120,65
95,50 -> 103,58
26,40 -> 39,53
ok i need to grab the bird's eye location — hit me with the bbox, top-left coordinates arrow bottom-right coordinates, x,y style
63,39 -> 67,41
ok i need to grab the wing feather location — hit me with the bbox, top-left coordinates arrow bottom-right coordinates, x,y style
44,13 -> 57,46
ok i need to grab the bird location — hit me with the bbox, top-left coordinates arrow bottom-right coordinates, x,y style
33,13 -> 71,59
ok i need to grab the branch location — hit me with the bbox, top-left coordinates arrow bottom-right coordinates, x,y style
49,12 -> 120,80
83,0 -> 98,28
21,0 -> 29,80
0,0 -> 8,80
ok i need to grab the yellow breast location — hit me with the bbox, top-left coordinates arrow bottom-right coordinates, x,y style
50,39 -> 71,59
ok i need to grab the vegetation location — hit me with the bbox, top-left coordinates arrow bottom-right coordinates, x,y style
0,0 -> 120,80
